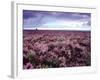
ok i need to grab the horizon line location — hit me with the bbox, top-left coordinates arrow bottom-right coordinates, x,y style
23,28 -> 91,31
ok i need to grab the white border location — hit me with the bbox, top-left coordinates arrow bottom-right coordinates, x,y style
11,2 -> 97,78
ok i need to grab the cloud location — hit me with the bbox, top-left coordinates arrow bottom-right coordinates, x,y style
23,10 -> 91,30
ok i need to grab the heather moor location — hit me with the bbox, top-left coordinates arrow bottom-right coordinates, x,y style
23,10 -> 91,69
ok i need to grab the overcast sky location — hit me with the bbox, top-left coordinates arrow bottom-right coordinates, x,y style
23,10 -> 91,30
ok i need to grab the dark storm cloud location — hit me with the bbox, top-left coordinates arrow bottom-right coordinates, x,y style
23,10 -> 90,19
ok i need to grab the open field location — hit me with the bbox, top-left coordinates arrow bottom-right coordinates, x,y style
23,30 -> 91,69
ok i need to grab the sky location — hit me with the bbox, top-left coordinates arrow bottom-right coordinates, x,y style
23,10 -> 91,31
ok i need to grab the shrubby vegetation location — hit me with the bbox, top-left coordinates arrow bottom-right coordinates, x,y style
23,30 -> 91,69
